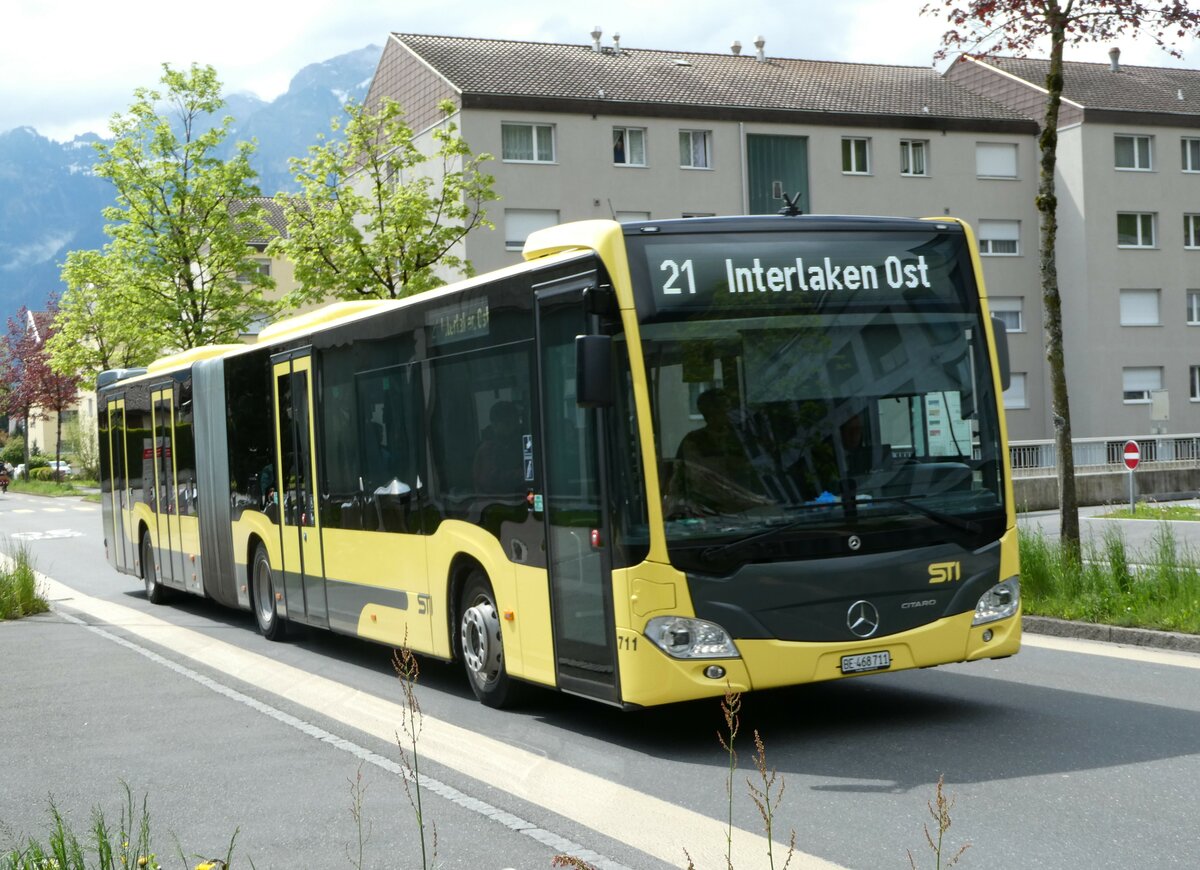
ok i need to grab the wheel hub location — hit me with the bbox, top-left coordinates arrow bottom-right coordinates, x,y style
462,599 -> 502,682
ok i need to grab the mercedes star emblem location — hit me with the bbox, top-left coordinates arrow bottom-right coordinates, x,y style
847,535 -> 862,551
847,600 -> 881,638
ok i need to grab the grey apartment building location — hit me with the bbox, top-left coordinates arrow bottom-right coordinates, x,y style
362,32 -> 1200,442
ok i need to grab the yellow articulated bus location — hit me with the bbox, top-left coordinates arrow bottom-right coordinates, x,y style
97,215 -> 1020,709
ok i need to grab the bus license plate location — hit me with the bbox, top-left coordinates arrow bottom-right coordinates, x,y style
841,650 -> 891,674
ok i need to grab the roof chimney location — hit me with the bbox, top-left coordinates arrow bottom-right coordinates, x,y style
1109,46 -> 1121,72
754,35 -> 766,63
731,40 -> 742,56
612,32 -> 621,52
591,26 -> 602,53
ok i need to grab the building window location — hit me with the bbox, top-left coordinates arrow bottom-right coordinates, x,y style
615,211 -> 651,223
501,123 -> 555,163
1183,138 -> 1200,172
1186,214 -> 1200,249
1003,373 -> 1028,409
978,220 -> 1020,255
1114,134 -> 1153,170
504,208 -> 559,250
842,137 -> 871,174
1119,289 -> 1161,326
1192,366 -> 1200,401
682,212 -> 716,218
1188,290 -> 1200,325
1122,366 -> 1162,403
976,142 -> 1018,178
679,130 -> 712,168
900,139 -> 928,176
241,314 -> 271,337
613,127 -> 646,166
1117,212 -> 1156,248
990,297 -> 1024,332
237,259 -> 271,282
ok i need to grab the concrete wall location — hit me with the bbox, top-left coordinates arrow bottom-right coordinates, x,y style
1014,468 -> 1200,511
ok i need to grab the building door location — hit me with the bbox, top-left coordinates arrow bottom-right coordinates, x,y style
535,277 -> 619,703
271,352 -> 327,626
747,134 -> 809,214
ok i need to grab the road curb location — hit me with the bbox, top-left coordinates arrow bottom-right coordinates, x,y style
1023,615 -> 1200,653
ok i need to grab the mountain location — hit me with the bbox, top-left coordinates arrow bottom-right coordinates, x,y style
0,44 -> 382,319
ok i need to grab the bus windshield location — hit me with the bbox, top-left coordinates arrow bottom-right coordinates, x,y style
622,224 -> 1006,567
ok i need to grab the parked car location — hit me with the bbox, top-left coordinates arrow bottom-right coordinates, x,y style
13,463 -> 25,478
47,461 -> 75,478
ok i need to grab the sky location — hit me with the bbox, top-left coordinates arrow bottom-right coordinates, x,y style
5,0 -> 1200,142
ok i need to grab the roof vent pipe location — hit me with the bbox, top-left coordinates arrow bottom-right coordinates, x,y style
591,26 -> 602,53
731,40 -> 742,56
755,35 -> 766,63
612,32 -> 621,51
1109,46 -> 1120,72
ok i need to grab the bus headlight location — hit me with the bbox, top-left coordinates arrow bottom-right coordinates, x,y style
644,616 -> 739,659
972,577 -> 1020,626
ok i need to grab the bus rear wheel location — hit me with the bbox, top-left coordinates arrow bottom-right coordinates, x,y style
252,543 -> 286,641
459,570 -> 521,708
142,535 -> 166,604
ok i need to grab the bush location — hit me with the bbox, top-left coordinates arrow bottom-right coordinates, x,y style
0,436 -> 24,467
29,466 -> 58,482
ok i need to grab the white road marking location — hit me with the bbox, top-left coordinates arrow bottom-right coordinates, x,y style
30,573 -> 842,870
12,529 -> 83,541
1022,634 -> 1200,670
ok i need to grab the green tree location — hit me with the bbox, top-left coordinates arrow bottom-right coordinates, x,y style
271,98 -> 497,304
925,0 -> 1200,560
48,249 -> 157,382
87,63 -> 276,351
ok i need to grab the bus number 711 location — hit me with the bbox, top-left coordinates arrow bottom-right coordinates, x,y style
660,258 -> 697,295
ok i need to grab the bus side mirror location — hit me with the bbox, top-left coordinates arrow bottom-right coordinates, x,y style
991,315 -> 1011,391
576,335 -> 613,408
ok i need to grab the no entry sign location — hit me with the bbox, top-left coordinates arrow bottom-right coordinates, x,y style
1124,440 -> 1140,471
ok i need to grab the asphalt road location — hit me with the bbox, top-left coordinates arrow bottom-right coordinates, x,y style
3,492 -> 1200,869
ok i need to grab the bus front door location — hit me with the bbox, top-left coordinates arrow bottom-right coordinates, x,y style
105,398 -> 134,573
536,280 -> 619,703
272,353 -> 328,627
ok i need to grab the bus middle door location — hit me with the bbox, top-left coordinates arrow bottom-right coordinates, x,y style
150,386 -> 184,588
271,352 -> 328,627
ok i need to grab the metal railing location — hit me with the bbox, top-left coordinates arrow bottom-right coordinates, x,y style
1009,434 -> 1200,476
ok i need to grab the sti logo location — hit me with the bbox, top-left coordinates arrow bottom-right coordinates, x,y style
928,561 -> 962,584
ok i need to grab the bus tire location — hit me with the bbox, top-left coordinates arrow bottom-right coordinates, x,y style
252,543 -> 287,641
459,569 -> 522,708
142,534 -> 167,605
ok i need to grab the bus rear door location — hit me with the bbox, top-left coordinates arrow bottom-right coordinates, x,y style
104,397 -> 134,573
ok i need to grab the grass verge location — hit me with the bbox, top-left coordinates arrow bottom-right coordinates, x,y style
0,542 -> 47,620
1020,524 -> 1200,633
1100,503 -> 1200,521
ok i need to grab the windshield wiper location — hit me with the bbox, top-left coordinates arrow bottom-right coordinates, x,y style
699,502 -> 838,561
865,495 -> 982,535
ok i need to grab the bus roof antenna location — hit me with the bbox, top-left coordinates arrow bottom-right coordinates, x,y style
778,193 -> 803,216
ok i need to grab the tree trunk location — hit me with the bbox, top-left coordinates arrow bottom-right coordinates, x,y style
1039,13 -> 1081,560
54,411 -> 63,482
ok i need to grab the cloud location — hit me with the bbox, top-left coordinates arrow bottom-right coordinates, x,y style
1,231 -> 76,273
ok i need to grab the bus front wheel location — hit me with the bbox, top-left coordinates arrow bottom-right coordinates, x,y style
459,570 -> 521,708
252,543 -> 286,641
142,535 -> 166,604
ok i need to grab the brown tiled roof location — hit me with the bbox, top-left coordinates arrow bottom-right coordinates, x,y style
984,56 -> 1200,116
393,33 -> 1030,125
